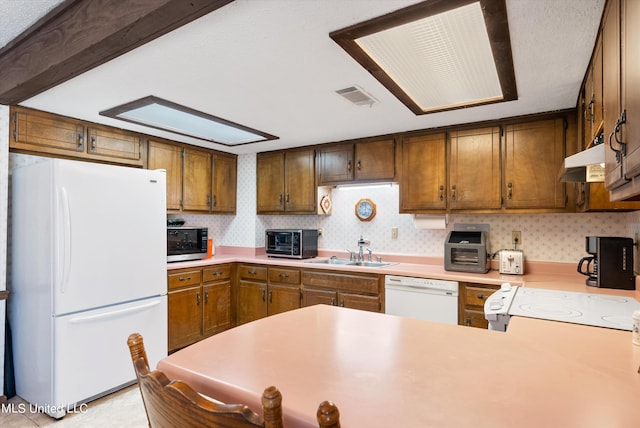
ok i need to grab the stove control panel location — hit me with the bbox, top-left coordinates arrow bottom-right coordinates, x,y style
484,283 -> 518,331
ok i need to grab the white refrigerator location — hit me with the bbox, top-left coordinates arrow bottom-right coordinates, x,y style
10,158 -> 167,418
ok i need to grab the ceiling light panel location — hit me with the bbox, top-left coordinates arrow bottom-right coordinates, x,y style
330,0 -> 517,115
356,3 -> 502,111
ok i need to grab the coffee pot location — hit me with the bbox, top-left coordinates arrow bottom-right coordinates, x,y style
577,236 -> 635,290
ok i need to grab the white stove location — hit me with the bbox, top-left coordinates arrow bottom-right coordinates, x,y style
484,284 -> 640,332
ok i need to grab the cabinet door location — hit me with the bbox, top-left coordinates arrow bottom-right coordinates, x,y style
212,153 -> 237,213
257,152 -> 285,212
603,0 -> 625,190
448,127 -> 501,209
503,119 -> 566,209
267,284 -> 301,316
284,148 -> 316,213
318,144 -> 354,184
621,0 -> 640,180
11,106 -> 85,155
168,286 -> 203,351
302,288 -> 337,307
182,148 -> 212,212
86,126 -> 143,166
338,292 -> 380,313
399,133 -> 447,211
237,280 -> 267,325
592,36 -> 604,139
203,281 -> 232,337
355,139 -> 396,181
148,140 -> 183,211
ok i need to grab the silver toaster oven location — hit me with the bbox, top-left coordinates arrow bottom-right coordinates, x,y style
444,227 -> 489,274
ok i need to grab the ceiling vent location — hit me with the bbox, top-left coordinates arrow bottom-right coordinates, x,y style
336,86 -> 378,107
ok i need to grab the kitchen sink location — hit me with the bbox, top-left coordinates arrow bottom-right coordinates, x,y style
305,258 -> 395,268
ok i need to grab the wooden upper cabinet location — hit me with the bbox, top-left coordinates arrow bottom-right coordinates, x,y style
399,133 -> 447,212
9,106 -> 144,166
317,144 -> 353,184
317,138 -> 396,185
503,118 -> 566,209
182,148 -> 212,212
86,125 -> 142,165
148,140 -> 182,211
257,148 -> 316,214
212,153 -> 237,213
448,127 -> 501,210
354,139 -> 396,181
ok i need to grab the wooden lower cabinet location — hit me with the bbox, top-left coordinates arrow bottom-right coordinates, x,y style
301,269 -> 382,312
168,264 -> 233,352
237,265 -> 302,325
458,282 -> 500,329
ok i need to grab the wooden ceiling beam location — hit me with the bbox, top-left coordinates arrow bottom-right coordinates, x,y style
0,0 -> 233,105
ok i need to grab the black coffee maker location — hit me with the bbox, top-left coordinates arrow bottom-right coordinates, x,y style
577,236 -> 635,290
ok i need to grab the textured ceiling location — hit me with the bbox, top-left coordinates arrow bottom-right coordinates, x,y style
2,0 -> 606,155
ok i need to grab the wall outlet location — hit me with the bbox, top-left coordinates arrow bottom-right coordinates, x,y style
318,228 -> 324,238
391,227 -> 398,239
512,230 -> 522,245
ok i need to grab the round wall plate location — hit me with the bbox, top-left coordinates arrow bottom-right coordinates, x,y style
355,198 -> 376,221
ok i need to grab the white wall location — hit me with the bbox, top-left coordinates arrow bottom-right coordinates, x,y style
180,153 -> 637,266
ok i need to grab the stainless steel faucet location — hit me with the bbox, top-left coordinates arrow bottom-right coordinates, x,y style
357,235 -> 370,262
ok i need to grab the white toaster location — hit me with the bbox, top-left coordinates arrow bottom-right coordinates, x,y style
499,250 -> 524,275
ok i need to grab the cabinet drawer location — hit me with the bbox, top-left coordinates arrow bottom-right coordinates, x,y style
268,267 -> 301,285
302,270 -> 380,294
461,309 -> 489,329
168,269 -> 202,290
203,265 -> 232,282
464,285 -> 498,307
238,264 -> 268,281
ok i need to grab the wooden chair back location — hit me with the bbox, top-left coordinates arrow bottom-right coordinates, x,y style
127,333 -> 340,428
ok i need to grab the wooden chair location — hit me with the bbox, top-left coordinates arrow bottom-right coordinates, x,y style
127,333 -> 340,428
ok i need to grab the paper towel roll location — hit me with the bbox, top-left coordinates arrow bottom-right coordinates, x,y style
413,214 -> 448,229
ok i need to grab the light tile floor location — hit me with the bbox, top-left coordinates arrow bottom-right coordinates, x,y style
0,385 -> 148,427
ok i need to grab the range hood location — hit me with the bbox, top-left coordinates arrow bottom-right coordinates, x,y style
559,144 -> 605,182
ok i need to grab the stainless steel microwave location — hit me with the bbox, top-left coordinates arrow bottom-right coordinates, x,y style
265,229 -> 318,259
167,227 -> 208,262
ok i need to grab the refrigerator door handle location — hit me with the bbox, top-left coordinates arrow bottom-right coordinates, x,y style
69,300 -> 161,324
57,187 -> 72,294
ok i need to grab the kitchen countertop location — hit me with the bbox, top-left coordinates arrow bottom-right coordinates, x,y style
167,249 -> 640,300
159,304 -> 640,427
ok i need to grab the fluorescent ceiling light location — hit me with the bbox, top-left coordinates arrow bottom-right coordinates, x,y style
330,0 -> 517,115
100,96 -> 277,146
336,183 -> 395,191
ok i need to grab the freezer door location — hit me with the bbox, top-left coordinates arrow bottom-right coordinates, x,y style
52,159 -> 167,314
52,296 -> 167,417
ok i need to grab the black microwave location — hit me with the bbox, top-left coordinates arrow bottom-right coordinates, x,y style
265,229 -> 318,259
167,227 -> 208,262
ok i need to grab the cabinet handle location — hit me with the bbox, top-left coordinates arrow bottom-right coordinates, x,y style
477,293 -> 486,300
507,182 -> 513,200
213,195 -> 217,208
77,133 -> 84,150
261,289 -> 266,302
465,318 -> 471,326
212,271 -> 223,276
339,299 -> 345,307
207,195 -> 211,208
279,273 -> 289,278
248,269 -> 257,275
269,290 -> 273,303
286,193 -> 290,203
279,194 -> 283,204
179,276 -> 191,281
11,112 -> 17,141
205,291 -> 209,304
609,109 -> 627,163
347,160 -> 352,172
330,297 -> 335,306
196,292 -> 201,306
451,185 -> 456,201
439,185 -> 444,201
587,95 -> 595,126
90,135 -> 96,152
357,160 -> 361,170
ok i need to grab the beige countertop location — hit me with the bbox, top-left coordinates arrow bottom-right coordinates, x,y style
159,305 -> 640,428
167,249 -> 640,300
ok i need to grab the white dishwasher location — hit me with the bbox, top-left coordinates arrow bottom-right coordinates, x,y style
385,275 -> 459,324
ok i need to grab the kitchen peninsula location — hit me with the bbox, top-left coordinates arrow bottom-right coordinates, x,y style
159,304 -> 640,428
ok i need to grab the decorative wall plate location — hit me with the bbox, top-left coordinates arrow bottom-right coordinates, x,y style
355,198 -> 376,221
320,195 -> 332,214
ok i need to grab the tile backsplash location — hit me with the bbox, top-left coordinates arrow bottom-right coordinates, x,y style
174,153 -> 638,266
